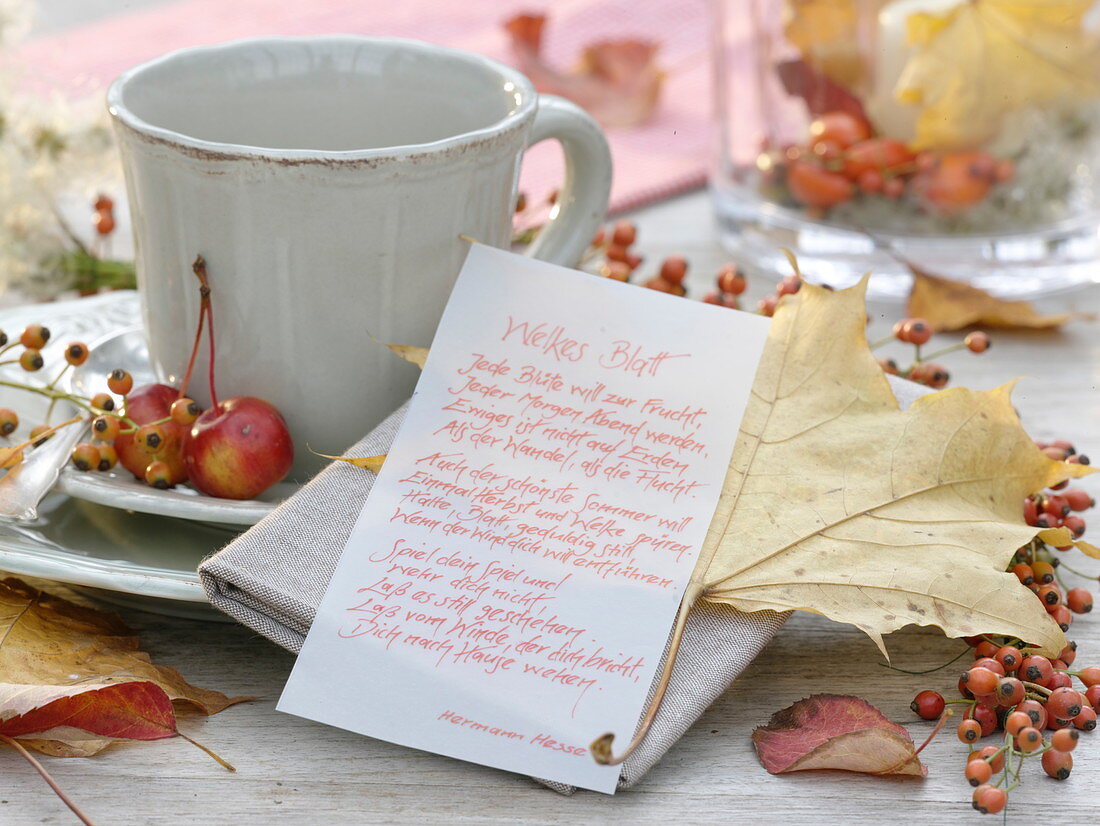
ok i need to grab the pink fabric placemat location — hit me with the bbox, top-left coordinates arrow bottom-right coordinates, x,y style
19,0 -> 710,215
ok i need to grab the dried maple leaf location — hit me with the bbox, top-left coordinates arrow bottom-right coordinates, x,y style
503,13 -> 664,128
894,0 -> 1100,149
753,694 -> 926,776
782,0 -> 882,89
907,268 -> 1087,331
0,682 -> 177,742
591,276 -> 1092,765
0,577 -> 246,756
776,59 -> 870,124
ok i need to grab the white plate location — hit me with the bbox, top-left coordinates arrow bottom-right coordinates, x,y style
0,292 -> 229,617
56,326 -> 293,526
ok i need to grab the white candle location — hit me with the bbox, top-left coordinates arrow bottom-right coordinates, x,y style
866,0 -> 960,142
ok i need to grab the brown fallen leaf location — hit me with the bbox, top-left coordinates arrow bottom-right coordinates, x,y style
907,268 -> 1087,332
0,577 -> 246,756
591,275 -> 1092,765
503,13 -> 664,128
753,694 -> 926,776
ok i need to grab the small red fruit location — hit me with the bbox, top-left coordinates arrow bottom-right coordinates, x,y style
184,397 -> 294,500
786,161 -> 854,208
910,689 -> 944,720
808,111 -> 871,149
1042,748 -> 1073,780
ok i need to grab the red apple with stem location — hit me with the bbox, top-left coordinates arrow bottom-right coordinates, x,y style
181,256 -> 293,499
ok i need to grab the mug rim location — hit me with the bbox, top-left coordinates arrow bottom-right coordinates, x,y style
106,35 -> 538,162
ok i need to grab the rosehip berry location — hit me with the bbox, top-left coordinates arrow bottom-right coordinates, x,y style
605,243 -> 630,264
18,349 -> 43,372
973,641 -> 999,660
659,256 -> 688,285
65,342 -> 89,366
1042,748 -> 1073,780
1052,727 -> 1080,751
1017,699 -> 1047,729
90,393 -> 115,412
96,443 -> 118,471
1067,587 -> 1093,614
1045,495 -> 1071,517
610,220 -> 636,248
92,416 -> 120,441
957,718 -> 982,743
1005,711 -> 1031,736
758,295 -> 778,317
1063,515 -> 1087,538
1060,641 -> 1078,666
170,398 -> 202,426
1031,561 -> 1055,584
969,745 -> 1004,773
1047,670 -> 1073,690
1016,726 -> 1043,752
1023,496 -> 1039,525
1021,655 -> 1054,685
1047,687 -> 1084,720
29,424 -> 51,446
1074,706 -> 1097,731
1038,583 -> 1062,606
996,676 -> 1025,706
135,424 -> 166,454
964,758 -> 992,787
1050,606 -> 1073,632
962,666 -> 1001,696
964,331 -> 990,353
600,261 -> 631,282
877,357 -> 899,375
19,324 -> 49,349
1076,666 -> 1100,687
777,275 -> 802,296
910,689 -> 945,720
808,111 -> 871,149
1064,488 -> 1095,511
107,369 -> 133,396
70,442 -> 101,472
1011,563 -> 1034,585
716,264 -> 746,295
144,460 -> 173,489
972,784 -> 1006,814
904,318 -> 932,346
995,645 -> 1022,672
1085,684 -> 1100,711
0,408 -> 17,436
970,703 -> 998,736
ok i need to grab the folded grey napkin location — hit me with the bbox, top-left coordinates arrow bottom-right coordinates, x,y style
199,376 -> 923,792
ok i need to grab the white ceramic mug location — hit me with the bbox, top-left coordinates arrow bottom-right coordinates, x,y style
107,36 -> 611,480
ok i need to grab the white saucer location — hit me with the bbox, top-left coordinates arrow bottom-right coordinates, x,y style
0,292 -> 229,617
55,325 -> 293,526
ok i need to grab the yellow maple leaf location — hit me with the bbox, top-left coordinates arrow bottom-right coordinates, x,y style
895,0 -> 1100,149
592,275 -> 1092,765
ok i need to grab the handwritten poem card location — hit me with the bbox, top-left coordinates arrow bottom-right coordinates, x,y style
279,243 -> 769,792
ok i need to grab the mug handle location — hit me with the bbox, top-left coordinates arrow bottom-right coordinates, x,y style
523,95 -> 612,267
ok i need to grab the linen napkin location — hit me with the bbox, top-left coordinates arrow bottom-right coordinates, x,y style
199,376 -> 925,792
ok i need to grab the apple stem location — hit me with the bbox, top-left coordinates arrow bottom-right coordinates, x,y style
185,256 -> 219,408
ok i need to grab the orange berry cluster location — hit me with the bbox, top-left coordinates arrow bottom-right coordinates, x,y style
877,317 -> 990,389
910,469 -> 1098,814
768,111 -> 1015,216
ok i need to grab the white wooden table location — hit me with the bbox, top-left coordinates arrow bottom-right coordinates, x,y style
4,191 -> 1100,824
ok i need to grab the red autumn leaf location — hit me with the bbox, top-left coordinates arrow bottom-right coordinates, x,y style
776,58 -> 870,126
503,12 -> 664,128
752,694 -> 927,777
0,681 -> 177,742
